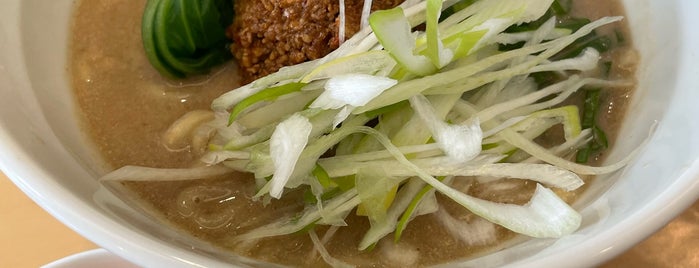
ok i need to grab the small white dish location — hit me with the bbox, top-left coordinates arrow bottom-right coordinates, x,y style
43,249 -> 139,268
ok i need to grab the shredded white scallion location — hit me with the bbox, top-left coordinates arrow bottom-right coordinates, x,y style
360,0 -> 373,30
410,94 -> 483,162
268,114 -> 313,199
311,74 -> 397,110
339,0 -> 346,44
309,230 -> 355,268
101,165 -> 233,182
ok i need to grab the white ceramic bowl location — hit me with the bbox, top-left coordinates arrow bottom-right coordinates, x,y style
1,1 -> 698,267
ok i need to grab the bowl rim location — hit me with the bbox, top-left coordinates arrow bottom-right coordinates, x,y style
2,0 -> 699,267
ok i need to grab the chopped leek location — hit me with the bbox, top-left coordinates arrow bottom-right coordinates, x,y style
266,114 -> 312,199
228,82 -> 307,124
370,8 -> 437,76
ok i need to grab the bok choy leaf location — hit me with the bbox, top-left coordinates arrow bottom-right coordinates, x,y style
142,0 -> 234,78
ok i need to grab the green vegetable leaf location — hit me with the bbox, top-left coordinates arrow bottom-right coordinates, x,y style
142,0 -> 234,78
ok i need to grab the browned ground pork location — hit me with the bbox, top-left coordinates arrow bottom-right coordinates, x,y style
228,0 -> 403,83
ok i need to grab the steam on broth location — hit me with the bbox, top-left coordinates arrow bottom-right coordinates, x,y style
70,0 -> 638,267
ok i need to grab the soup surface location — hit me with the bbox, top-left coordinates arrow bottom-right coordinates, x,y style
70,0 -> 637,267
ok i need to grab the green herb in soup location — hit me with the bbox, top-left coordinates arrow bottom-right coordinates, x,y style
71,0 -> 639,266
142,0 -> 234,78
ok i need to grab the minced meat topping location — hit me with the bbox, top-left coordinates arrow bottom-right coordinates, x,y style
227,0 -> 403,83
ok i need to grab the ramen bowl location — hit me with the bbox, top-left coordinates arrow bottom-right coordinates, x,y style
1,0 -> 698,267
